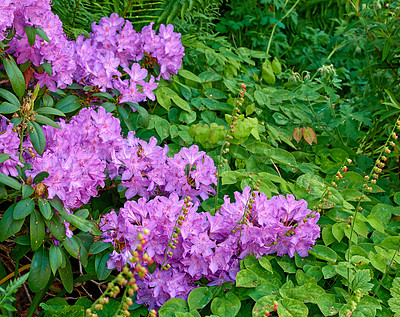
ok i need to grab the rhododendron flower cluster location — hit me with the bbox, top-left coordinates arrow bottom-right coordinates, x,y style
1,2 -> 184,105
100,186 -> 320,309
74,15 -> 184,104
1,107 -> 216,210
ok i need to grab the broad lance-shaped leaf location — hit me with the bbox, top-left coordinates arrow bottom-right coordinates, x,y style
0,171 -> 21,190
49,197 -> 102,235
28,121 -> 46,155
13,198 -> 35,220
28,246 -> 51,293
2,56 -> 25,98
30,209 -> 45,251
0,204 -> 24,241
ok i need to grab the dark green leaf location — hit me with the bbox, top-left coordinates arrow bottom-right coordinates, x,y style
3,57 -> 25,98
58,258 -> 74,293
44,213 -> 66,241
55,95 -> 81,113
36,107 -> 65,117
0,153 -> 10,163
89,241 -> 112,254
49,245 -> 65,275
0,88 -> 20,105
36,27 -> 50,43
95,251 -> 112,280
34,114 -> 61,129
25,26 -> 37,47
28,246 -> 51,293
30,209 -> 45,251
0,172 -> 21,190
28,121 -> 46,155
22,184 -> 34,199
0,102 -> 19,114
13,198 -> 35,220
33,171 -> 49,183
0,204 -> 24,241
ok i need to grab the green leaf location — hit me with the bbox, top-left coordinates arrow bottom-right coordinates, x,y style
33,171 -> 49,184
22,184 -> 34,199
25,26 -> 37,46
277,298 -> 308,317
3,57 -> 25,98
30,209 -> 45,251
155,87 -> 171,110
63,235 -> 82,259
28,246 -> 51,293
0,102 -> 19,114
308,245 -> 337,263
178,69 -> 201,83
155,117 -> 170,140
13,198 -> 35,220
349,269 -> 373,294
367,214 -> 385,233
125,102 -> 149,128
0,204 -> 24,241
252,295 -> 277,317
36,27 -> 50,43
258,256 -> 273,273
322,225 -> 336,246
159,298 -> 190,316
265,148 -> 297,167
388,277 -> 400,315
42,60 -> 52,76
188,287 -> 212,311
236,269 -> 260,288
0,88 -> 20,106
280,283 -> 325,304
34,114 -> 61,129
211,292 -> 241,317
172,94 -> 191,112
332,222 -> 345,242
198,71 -> 223,83
38,198 -> 53,220
89,241 -> 112,255
28,121 -> 46,155
42,93 -> 53,107
0,172 -> 21,190
36,107 -> 65,117
49,245 -> 65,275
95,251 -> 112,280
66,213 -> 102,236
55,95 -> 81,113
44,213 -> 66,241
369,252 -> 386,273
371,204 -> 393,225
316,293 -> 341,316
58,258 -> 74,293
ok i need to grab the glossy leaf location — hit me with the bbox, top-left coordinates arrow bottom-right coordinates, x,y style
13,198 -> 35,220
28,246 -> 51,293
3,56 -> 25,98
30,209 -> 45,251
